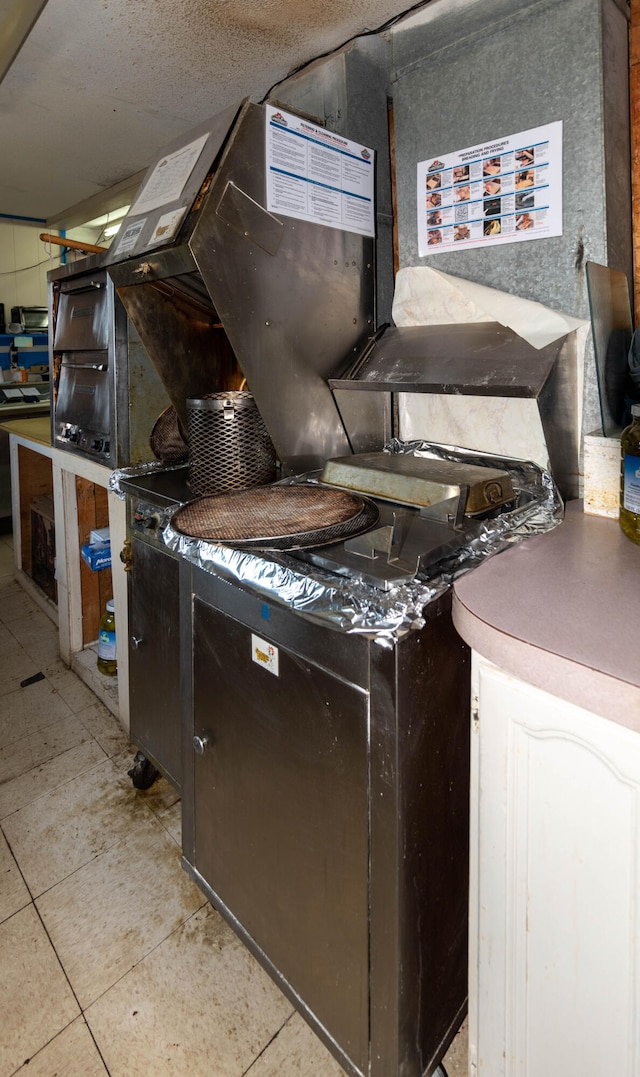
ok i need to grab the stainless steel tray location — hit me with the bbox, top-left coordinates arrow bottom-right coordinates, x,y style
320,452 -> 514,515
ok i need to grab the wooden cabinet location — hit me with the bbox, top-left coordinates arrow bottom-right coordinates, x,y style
469,653 -> 640,1076
5,421 -> 128,729
4,425 -> 56,616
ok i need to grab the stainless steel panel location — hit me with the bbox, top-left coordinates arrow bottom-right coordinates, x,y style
115,280 -> 241,428
128,538 -> 182,789
192,596 -> 369,1073
215,180 -> 284,256
105,99 -> 246,263
189,101 -> 375,474
107,98 -> 377,473
55,363 -> 109,433
273,34 -> 394,325
538,331 -> 581,497
331,323 -> 560,396
53,279 -> 110,351
585,260 -> 633,436
49,257 -> 171,468
181,565 -> 469,1077
331,387 -> 391,453
368,598 -> 470,1075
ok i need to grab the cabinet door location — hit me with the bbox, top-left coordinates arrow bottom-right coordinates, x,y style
192,597 -> 369,1075
472,656 -> 640,1076
128,540 -> 182,787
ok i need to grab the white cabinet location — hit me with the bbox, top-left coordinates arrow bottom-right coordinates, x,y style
470,654 -> 640,1076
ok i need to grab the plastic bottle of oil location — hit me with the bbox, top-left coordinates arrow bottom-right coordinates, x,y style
97,599 -> 117,675
620,403 -> 640,545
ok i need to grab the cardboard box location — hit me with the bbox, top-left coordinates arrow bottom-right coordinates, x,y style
30,495 -> 57,602
90,526 -> 110,546
81,543 -> 112,571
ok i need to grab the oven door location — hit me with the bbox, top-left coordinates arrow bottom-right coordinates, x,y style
54,357 -> 111,454
54,277 -> 110,351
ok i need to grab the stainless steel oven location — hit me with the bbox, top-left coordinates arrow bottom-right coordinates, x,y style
49,255 -> 171,468
109,95 -> 578,1077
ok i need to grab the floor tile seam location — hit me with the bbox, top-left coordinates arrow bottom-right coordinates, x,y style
137,789 -> 184,830
0,747 -> 111,823
240,1010 -> 299,1076
8,901 -> 90,1072
10,737 -> 86,778
30,800 -> 183,901
7,1015 -> 113,1077
74,704 -> 130,740
0,641 -> 33,667
45,691 -> 102,718
0,894 -> 31,927
2,612 -> 58,637
23,710 -> 86,744
0,660 -> 53,692
0,712 -> 90,767
156,816 -> 182,847
0,728 -> 29,755
80,900 -> 210,1018
0,821 -> 38,906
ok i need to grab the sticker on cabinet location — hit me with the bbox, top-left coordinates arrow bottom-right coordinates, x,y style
251,633 -> 279,676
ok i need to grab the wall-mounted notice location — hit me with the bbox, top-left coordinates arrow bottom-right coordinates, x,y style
417,121 -> 562,257
266,105 -> 375,237
128,133 -> 210,217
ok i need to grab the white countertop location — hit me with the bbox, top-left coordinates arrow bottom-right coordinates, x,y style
453,500 -> 640,730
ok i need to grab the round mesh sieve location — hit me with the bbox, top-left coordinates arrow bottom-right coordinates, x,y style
171,483 -> 379,550
150,406 -> 189,463
187,391 -> 277,495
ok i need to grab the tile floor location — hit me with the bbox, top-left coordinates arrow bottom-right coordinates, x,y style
0,528 -> 468,1077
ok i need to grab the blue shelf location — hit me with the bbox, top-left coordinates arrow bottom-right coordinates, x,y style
0,333 -> 49,375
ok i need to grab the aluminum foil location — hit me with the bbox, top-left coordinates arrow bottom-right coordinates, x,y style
157,442 -> 563,647
109,460 -> 188,499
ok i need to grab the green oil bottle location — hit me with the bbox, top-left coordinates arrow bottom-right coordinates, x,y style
97,599 -> 117,675
620,403 -> 640,545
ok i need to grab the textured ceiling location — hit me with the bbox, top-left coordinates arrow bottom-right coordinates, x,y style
0,0 -> 430,224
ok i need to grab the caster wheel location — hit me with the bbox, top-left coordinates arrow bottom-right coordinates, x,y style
128,751 -> 160,790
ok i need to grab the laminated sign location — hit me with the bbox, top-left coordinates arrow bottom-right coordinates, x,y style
417,121 -> 562,256
266,105 -> 375,237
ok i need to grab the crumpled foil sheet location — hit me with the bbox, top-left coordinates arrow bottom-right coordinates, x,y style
109,460 -> 187,499
139,441 -> 563,648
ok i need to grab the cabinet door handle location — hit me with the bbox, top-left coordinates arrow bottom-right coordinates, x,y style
193,735 -> 209,756
130,635 -> 143,650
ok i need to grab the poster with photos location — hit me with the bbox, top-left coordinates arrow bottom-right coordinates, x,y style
417,121 -> 562,256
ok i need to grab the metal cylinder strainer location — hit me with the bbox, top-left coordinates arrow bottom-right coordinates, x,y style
187,390 -> 277,496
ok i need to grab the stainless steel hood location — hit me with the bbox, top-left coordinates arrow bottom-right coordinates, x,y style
107,98 -> 376,475
330,321 -> 580,499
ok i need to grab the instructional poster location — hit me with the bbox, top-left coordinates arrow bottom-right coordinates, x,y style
265,105 -> 375,237
417,121 -> 562,256
128,134 -> 210,216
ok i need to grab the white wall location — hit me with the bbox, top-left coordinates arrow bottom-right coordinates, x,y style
0,220 -> 113,323
0,220 -> 63,317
